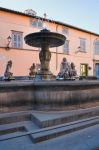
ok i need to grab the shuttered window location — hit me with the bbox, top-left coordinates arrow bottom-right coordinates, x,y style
30,19 -> 43,28
12,31 -> 23,48
80,38 -> 86,51
94,40 -> 99,55
62,27 -> 69,36
38,19 -> 43,28
63,40 -> 69,53
30,19 -> 38,28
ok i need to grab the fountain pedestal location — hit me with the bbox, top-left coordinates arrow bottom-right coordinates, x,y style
39,45 -> 52,80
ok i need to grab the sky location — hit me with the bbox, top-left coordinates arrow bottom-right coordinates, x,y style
0,0 -> 99,33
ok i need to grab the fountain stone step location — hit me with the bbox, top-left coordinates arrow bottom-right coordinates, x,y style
30,116 -> 99,143
0,111 -> 31,125
31,106 -> 99,128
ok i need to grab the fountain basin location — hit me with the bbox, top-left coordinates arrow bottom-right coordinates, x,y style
0,80 -> 99,112
24,29 -> 66,48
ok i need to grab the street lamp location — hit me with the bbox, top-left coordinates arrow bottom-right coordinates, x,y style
6,36 -> 12,50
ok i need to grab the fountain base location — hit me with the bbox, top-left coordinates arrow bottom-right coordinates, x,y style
0,80 -> 99,112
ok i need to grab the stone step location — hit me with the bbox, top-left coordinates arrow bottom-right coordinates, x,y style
31,107 -> 99,128
0,120 -> 39,141
0,126 -> 25,136
0,111 -> 31,125
30,116 -> 99,143
0,116 -> 99,142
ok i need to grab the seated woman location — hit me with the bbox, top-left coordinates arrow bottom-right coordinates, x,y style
4,60 -> 14,80
56,58 -> 78,80
58,57 -> 70,79
29,63 -> 36,77
70,62 -> 77,77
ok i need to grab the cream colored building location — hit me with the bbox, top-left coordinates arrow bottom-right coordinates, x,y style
0,7 -> 99,78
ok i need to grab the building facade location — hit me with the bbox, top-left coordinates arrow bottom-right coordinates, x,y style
0,7 -> 99,78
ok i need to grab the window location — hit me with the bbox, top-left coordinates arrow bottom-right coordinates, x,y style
94,39 -> 99,55
30,19 -> 43,28
12,31 -> 23,48
38,19 -> 43,28
62,27 -> 69,36
30,19 -> 38,28
80,38 -> 86,51
63,40 -> 69,53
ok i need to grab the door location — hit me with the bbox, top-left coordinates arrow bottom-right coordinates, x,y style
95,63 -> 99,78
80,64 -> 88,77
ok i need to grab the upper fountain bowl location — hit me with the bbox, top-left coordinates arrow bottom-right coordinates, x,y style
24,29 -> 66,48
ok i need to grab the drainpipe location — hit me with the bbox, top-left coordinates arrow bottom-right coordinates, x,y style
56,24 -> 58,70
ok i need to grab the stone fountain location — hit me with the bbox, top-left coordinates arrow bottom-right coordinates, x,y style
0,29 -> 99,112
24,29 -> 66,80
